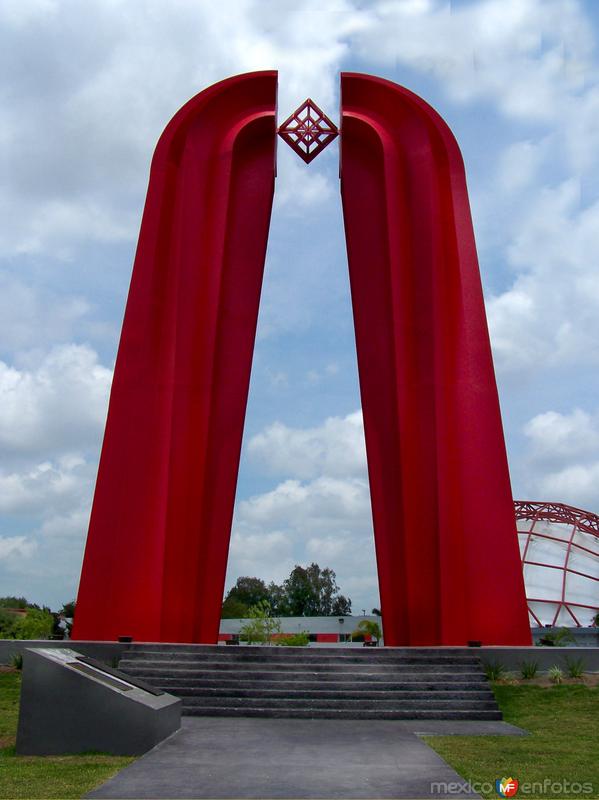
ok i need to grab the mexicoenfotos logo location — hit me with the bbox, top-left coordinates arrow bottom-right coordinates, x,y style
496,777 -> 519,797
431,778 -> 593,795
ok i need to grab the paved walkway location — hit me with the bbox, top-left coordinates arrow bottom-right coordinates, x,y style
88,717 -> 525,799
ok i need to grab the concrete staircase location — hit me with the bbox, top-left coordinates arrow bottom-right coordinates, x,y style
118,645 -> 501,720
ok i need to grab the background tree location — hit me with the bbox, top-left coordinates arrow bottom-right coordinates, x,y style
222,576 -> 270,618
221,596 -> 250,619
222,563 -> 353,618
266,581 -> 286,616
0,597 -> 28,609
331,595 -> 352,615
225,576 -> 269,606
282,565 -> 319,616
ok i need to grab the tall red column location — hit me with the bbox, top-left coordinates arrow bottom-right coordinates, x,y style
73,72 -> 277,643
340,73 -> 531,645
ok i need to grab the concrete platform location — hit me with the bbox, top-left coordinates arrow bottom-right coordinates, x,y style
87,717 -> 525,799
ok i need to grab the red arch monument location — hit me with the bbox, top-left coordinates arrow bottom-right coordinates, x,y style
73,71 -> 531,646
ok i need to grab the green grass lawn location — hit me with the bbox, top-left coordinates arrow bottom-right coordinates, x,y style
0,669 -> 133,800
425,683 -> 599,799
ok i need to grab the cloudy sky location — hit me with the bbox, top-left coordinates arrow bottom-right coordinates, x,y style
2,0 -> 599,614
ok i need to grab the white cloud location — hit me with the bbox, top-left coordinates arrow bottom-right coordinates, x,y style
497,138 -> 550,193
0,272 -> 90,353
275,147 -> 335,213
0,343 -> 108,604
238,475 -> 369,527
0,455 -> 96,603
354,0 -> 594,123
524,409 -> 599,465
247,410 -> 366,479
228,410 -> 378,609
0,535 -> 37,562
0,344 -> 111,457
0,456 -> 91,517
534,463 -> 599,509
487,180 -> 599,374
0,0 -> 362,256
521,407 -> 599,512
228,474 -> 377,610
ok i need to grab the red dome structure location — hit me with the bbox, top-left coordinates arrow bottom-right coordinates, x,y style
515,501 -> 599,627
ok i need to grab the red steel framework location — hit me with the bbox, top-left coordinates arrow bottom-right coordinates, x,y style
515,500 -> 599,627
277,98 -> 338,163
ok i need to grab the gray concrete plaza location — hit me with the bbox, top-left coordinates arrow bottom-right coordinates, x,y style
87,716 -> 524,799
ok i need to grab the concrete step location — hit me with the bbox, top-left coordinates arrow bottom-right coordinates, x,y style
156,687 -> 495,700
135,677 -> 489,692
124,644 -> 481,656
119,656 -> 482,672
182,706 -> 503,720
181,696 -> 498,711
121,649 -> 481,665
120,666 -> 486,683
117,645 -> 500,721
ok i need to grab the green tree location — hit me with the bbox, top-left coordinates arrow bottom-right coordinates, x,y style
280,563 -> 352,616
221,596 -> 249,619
222,576 -> 269,614
0,597 -> 28,609
222,565 -> 353,618
282,565 -> 319,616
331,595 -> 352,615
352,619 -> 382,645
239,601 -> 281,645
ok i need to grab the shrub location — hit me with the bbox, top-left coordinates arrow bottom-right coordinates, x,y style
13,608 -> 54,639
277,632 -> 310,647
565,656 -> 585,678
549,665 -> 564,684
239,601 -> 281,645
10,652 -> 23,670
352,620 -> 382,645
0,609 -> 18,639
0,607 -> 53,640
483,661 -> 506,681
537,627 -> 575,647
520,660 -> 538,679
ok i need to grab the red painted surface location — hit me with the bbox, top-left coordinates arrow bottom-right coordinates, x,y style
315,633 -> 338,643
73,72 -> 277,643
340,74 -> 531,646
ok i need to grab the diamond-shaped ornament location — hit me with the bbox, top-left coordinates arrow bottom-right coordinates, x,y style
277,98 -> 339,164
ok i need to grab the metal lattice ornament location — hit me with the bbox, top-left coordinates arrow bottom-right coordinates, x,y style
277,98 -> 339,164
